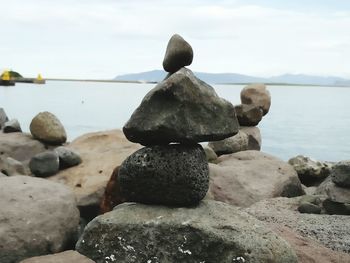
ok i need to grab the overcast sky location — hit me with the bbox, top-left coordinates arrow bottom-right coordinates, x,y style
1,0 -> 349,79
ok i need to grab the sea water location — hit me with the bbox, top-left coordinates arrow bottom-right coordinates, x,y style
1,81 -> 349,161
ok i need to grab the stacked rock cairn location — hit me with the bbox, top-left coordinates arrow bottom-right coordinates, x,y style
119,34 -> 239,206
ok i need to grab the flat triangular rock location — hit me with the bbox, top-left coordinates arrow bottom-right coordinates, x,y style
123,68 -> 239,145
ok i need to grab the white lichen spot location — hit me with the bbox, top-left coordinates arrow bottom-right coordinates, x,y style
126,245 -> 136,252
178,246 -> 192,255
95,243 -> 99,248
156,216 -> 163,219
81,239 -> 85,243
233,256 -> 246,262
110,254 -> 116,262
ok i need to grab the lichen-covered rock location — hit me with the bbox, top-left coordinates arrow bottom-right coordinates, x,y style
123,68 -> 239,145
30,111 -> 67,145
241,84 -> 271,115
0,176 -> 80,263
3,119 -> 22,133
29,151 -> 59,177
208,131 -> 249,156
76,201 -> 298,263
55,146 -> 82,169
119,144 -> 209,206
288,155 -> 332,186
234,104 -> 263,126
331,160 -> 350,187
162,34 -> 193,73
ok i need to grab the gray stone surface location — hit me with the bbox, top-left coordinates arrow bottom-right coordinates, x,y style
240,126 -> 262,151
0,132 -> 48,163
0,156 -> 26,176
288,155 -> 332,186
316,176 -> 350,203
208,151 -> 304,207
30,111 -> 67,145
76,201 -> 297,263
246,196 -> 350,253
3,119 -> 22,133
0,107 -> 9,129
55,146 -> 82,169
234,104 -> 263,126
203,145 -> 218,163
29,151 -> 59,177
331,160 -> 350,187
162,34 -> 193,73
297,202 -> 321,214
0,176 -> 80,263
123,68 -> 239,145
322,199 -> 350,215
119,144 -> 209,206
19,251 -> 95,263
208,131 -> 249,156
240,84 -> 271,115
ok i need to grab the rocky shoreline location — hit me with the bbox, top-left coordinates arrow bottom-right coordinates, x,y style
0,35 -> 349,262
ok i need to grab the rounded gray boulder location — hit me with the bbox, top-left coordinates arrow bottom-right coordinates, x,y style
0,176 -> 80,263
331,160 -> 350,187
3,119 -> 22,133
119,144 -> 209,206
163,34 -> 193,73
29,151 -> 59,177
76,201 -> 297,263
55,146 -> 82,169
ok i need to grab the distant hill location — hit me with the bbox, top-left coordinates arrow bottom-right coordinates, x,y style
115,70 -> 350,86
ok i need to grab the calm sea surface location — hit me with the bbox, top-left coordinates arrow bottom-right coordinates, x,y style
1,81 -> 349,162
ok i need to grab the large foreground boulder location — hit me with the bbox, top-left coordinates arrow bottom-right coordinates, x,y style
208,151 -> 304,207
119,144 -> 209,206
76,201 -> 297,263
49,130 -> 141,214
19,251 -> 94,263
245,196 -> 350,253
123,68 -> 239,145
0,176 -> 80,263
30,111 -> 67,145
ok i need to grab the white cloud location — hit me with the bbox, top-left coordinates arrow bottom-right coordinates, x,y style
0,0 -> 349,78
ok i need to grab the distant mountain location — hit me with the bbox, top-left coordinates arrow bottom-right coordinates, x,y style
115,70 -> 350,86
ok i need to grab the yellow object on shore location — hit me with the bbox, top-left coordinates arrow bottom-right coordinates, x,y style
1,71 -> 10,81
37,74 -> 43,81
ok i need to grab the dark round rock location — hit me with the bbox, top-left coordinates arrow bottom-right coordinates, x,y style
118,144 -> 209,206
29,151 -> 59,177
331,161 -> 350,188
55,146 -> 82,169
162,34 -> 193,73
3,119 -> 22,133
323,199 -> 350,215
298,202 -> 321,214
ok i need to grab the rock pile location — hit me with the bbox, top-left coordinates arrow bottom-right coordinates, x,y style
208,83 -> 271,156
316,160 -> 350,215
77,34 -> 297,263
